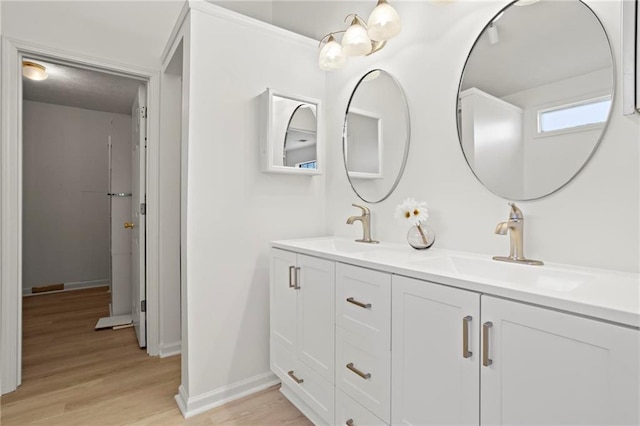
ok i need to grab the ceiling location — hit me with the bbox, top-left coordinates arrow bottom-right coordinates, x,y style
22,59 -> 143,115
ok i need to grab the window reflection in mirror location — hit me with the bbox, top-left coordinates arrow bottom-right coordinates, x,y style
457,0 -> 613,200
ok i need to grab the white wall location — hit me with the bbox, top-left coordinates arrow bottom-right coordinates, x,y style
325,0 -> 639,273
159,35 -> 185,356
460,88 -> 524,199
22,101 -> 131,291
1,1 -> 184,69
179,3 -> 326,407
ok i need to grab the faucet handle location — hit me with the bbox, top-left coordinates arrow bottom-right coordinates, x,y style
508,203 -> 523,220
351,203 -> 371,216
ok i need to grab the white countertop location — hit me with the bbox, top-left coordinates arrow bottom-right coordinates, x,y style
271,236 -> 640,328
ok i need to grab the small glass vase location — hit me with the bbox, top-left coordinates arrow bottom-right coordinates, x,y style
407,223 -> 435,250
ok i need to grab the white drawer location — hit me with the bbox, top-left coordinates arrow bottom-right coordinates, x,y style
336,326 -> 391,423
336,388 -> 388,426
336,263 -> 391,350
271,338 -> 296,384
272,339 -> 335,425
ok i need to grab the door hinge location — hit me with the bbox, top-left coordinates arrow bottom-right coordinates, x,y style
140,203 -> 146,215
141,300 -> 146,313
141,106 -> 147,119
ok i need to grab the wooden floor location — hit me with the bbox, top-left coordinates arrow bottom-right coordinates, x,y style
1,287 -> 311,425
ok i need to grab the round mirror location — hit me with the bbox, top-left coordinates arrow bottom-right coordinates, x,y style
343,69 -> 411,203
457,0 -> 614,200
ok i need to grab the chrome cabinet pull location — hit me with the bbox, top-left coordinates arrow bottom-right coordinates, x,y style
346,420 -> 354,426
346,297 -> 371,309
293,267 -> 301,289
287,370 -> 304,384
288,266 -> 295,288
346,362 -> 371,380
462,316 -> 473,359
482,321 -> 493,367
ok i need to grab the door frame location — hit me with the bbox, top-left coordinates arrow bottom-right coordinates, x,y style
1,37 -> 162,394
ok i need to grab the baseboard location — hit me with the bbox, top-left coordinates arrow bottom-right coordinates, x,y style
174,371 -> 280,418
159,341 -> 181,358
23,279 -> 109,296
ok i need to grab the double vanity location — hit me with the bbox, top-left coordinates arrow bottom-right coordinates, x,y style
269,237 -> 639,425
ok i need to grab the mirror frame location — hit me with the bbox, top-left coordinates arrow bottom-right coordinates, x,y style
455,0 -> 615,201
262,88 -> 322,175
343,69 -> 411,203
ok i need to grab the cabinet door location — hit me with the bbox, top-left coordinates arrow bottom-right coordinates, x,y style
270,248 -> 298,352
481,296 -> 640,426
297,254 -> 336,382
392,276 -> 480,426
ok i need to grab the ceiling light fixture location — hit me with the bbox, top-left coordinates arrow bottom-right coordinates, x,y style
22,61 -> 48,81
318,0 -> 401,71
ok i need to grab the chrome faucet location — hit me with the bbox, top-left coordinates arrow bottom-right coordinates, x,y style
493,203 -> 543,266
346,203 -> 379,244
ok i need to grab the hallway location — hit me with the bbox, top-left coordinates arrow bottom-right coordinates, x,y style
0,287 -> 309,425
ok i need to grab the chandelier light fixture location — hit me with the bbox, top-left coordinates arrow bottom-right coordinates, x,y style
318,0 -> 402,71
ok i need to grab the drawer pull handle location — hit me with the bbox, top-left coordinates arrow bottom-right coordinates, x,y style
346,420 -> 354,426
346,362 -> 371,380
293,267 -> 301,290
462,315 -> 473,359
482,321 -> 493,367
346,297 -> 371,309
288,266 -> 295,288
287,370 -> 304,384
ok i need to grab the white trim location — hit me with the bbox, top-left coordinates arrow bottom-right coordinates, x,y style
146,71 -> 161,357
187,1 -> 317,49
174,372 -> 279,418
159,341 -> 181,358
0,37 -> 161,394
1,37 -> 22,395
22,279 -> 109,296
161,1 -> 191,65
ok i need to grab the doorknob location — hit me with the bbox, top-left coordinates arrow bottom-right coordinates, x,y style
124,222 -> 135,229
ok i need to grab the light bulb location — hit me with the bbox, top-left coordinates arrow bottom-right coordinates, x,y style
22,61 -> 48,81
367,0 -> 401,41
341,18 -> 372,56
319,35 -> 347,70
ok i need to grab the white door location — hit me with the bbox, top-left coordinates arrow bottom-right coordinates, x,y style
391,275 -> 480,426
296,254 -> 335,383
270,248 -> 298,353
481,295 -> 640,426
131,85 -> 147,348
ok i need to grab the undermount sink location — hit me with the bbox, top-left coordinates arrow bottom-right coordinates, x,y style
410,254 -> 591,292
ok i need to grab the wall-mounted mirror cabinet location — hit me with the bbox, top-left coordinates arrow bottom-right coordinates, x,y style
343,69 -> 410,203
457,0 -> 614,200
262,88 -> 321,175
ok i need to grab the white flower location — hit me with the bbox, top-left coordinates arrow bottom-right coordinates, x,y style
395,197 -> 429,227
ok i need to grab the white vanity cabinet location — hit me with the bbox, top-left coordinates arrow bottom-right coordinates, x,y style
335,263 -> 391,424
391,275 -> 481,426
481,295 -> 640,426
270,248 -> 336,424
391,275 -> 640,426
270,239 -> 640,426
